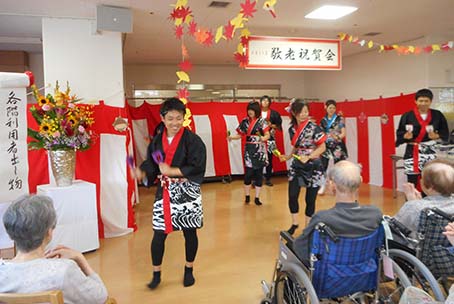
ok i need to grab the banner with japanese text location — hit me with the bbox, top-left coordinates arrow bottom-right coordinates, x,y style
246,36 -> 341,70
0,74 -> 30,203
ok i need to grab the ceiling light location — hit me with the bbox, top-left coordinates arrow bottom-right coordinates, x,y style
305,5 -> 358,20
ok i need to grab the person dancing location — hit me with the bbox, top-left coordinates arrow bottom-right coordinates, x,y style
318,99 -> 348,194
260,95 -> 282,186
229,101 -> 270,205
396,88 -> 449,189
134,98 -> 207,290
279,99 -> 326,235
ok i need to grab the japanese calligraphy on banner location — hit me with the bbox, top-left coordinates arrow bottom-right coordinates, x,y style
245,36 -> 341,70
0,72 -> 31,203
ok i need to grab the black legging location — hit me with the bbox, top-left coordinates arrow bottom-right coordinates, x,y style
151,229 -> 198,266
288,178 -> 318,217
244,167 -> 264,187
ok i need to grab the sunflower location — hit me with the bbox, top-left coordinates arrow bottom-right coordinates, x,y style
66,114 -> 78,125
38,96 -> 50,107
39,121 -> 52,134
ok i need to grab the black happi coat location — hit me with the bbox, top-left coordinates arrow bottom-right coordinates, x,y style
396,108 -> 449,174
141,128 -> 207,233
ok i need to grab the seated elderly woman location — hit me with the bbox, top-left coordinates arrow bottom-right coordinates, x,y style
394,159 -> 454,239
0,194 -> 108,304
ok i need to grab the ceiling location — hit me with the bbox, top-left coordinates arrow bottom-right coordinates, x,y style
1,0 -> 454,65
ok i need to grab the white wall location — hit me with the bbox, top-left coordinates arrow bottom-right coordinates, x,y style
42,18 -> 125,107
124,64 -> 307,99
305,36 -> 454,101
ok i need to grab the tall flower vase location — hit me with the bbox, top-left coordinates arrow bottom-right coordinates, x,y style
49,150 -> 76,187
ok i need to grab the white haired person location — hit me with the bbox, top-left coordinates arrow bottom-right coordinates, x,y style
394,159 -> 454,239
293,161 -> 383,265
0,195 -> 108,304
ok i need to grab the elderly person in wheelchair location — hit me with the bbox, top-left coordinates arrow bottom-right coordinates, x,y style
383,159 -> 454,301
0,194 -> 108,304
261,161 -> 416,303
393,159 -> 454,239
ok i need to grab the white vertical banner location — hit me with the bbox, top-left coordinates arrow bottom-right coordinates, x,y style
345,117 -> 358,164
193,115 -> 216,177
100,134 -> 133,238
368,117 -> 383,186
223,115 -> 244,175
0,73 -> 30,202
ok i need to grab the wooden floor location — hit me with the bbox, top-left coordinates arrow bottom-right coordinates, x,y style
85,176 -> 406,304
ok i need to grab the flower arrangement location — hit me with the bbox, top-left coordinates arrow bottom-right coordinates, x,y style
28,82 -> 95,151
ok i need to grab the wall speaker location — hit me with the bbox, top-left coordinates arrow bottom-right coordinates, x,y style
96,5 -> 133,33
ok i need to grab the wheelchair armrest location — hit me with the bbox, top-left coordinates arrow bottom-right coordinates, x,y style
387,217 -> 412,237
429,207 -> 454,222
280,231 -> 295,247
315,223 -> 339,242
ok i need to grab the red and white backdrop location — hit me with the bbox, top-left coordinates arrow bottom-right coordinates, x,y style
128,93 -> 415,191
24,93 -> 415,238
27,102 -> 137,238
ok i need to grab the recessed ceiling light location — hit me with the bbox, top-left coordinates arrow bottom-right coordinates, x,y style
305,5 -> 358,20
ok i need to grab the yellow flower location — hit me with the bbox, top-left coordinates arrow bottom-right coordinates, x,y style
67,114 -> 78,125
39,122 -> 52,134
38,96 -> 50,107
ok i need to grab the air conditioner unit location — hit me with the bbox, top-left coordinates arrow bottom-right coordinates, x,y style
96,5 -> 133,33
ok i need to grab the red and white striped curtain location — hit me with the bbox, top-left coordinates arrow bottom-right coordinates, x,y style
128,94 -> 415,190
27,102 -> 137,238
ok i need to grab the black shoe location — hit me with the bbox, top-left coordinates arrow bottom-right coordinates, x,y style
254,197 -> 263,205
287,224 -> 299,235
183,266 -> 195,287
245,195 -> 250,204
265,180 -> 273,186
147,271 -> 161,290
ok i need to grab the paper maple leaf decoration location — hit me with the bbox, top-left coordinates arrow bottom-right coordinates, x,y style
177,88 -> 190,100
203,30 -> 214,47
240,0 -> 257,18
174,25 -> 184,39
224,22 -> 235,40
240,35 -> 249,46
188,21 -> 198,36
178,60 -> 193,72
195,29 -> 208,44
181,44 -> 189,57
234,52 -> 248,68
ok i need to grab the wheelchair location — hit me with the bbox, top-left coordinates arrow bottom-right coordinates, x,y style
385,207 -> 454,301
261,222 -> 413,304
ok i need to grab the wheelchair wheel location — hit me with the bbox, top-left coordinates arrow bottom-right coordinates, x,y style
274,271 -> 318,304
377,258 -> 412,303
388,249 -> 445,302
